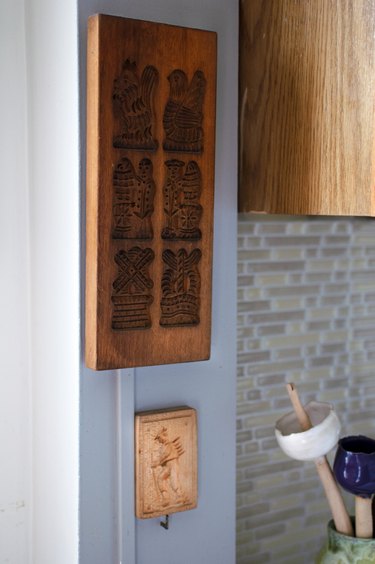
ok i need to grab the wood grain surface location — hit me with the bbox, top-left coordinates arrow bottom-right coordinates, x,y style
239,0 -> 375,216
135,407 -> 197,519
86,15 -> 216,369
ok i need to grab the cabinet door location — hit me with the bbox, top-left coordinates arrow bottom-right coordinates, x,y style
239,0 -> 375,216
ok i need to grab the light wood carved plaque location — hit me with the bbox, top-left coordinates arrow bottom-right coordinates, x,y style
86,14 -> 217,369
135,407 -> 197,519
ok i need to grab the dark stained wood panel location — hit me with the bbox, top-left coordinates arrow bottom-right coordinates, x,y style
86,14 -> 217,369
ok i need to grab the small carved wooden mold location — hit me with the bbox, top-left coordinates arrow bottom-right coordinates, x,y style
86,15 -> 216,369
135,407 -> 197,520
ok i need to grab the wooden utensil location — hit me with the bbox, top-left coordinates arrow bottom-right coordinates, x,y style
275,383 -> 353,537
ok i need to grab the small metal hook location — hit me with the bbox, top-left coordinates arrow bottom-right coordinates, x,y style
160,514 -> 169,530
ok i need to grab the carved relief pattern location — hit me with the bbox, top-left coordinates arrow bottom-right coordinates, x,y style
113,60 -> 159,150
162,159 -> 202,240
163,69 -> 206,153
136,408 -> 197,519
150,427 -> 188,510
112,157 -> 155,239
111,247 -> 154,330
160,249 -> 201,326
110,61 -> 206,331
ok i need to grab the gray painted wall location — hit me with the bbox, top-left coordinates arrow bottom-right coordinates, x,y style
79,2 -> 238,563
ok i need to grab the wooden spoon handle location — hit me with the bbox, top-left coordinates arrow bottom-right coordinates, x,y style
315,456 -> 354,537
355,496 -> 373,538
286,383 -> 354,537
286,383 -> 312,431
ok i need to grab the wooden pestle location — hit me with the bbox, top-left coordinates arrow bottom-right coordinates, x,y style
355,496 -> 373,538
286,383 -> 353,537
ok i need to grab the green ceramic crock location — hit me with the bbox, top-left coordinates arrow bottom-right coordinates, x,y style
316,520 -> 375,563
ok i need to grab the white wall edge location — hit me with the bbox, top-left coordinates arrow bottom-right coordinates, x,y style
25,1 -> 80,562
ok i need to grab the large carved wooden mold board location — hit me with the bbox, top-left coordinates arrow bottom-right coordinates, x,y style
85,15 -> 217,369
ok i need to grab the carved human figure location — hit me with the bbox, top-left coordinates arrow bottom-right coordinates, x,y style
151,427 -> 186,507
112,157 -> 155,239
112,59 -> 158,150
163,69 -> 206,153
162,159 -> 202,240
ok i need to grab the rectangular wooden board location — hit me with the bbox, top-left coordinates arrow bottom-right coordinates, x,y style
86,14 -> 217,369
135,407 -> 197,519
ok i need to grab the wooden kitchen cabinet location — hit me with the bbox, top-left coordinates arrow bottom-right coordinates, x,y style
239,0 -> 375,216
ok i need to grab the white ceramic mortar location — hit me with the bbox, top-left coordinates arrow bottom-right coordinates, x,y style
275,401 -> 341,461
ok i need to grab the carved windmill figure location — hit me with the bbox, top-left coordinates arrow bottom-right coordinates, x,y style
111,247 -> 154,330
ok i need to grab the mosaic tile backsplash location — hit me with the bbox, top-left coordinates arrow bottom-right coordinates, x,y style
237,214 -> 375,564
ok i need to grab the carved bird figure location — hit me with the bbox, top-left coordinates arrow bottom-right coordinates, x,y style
113,60 -> 158,150
163,69 -> 206,153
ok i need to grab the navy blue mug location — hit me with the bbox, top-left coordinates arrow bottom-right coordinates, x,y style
333,436 -> 375,498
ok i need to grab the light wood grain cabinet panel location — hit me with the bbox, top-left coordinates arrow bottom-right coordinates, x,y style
239,0 -> 375,216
